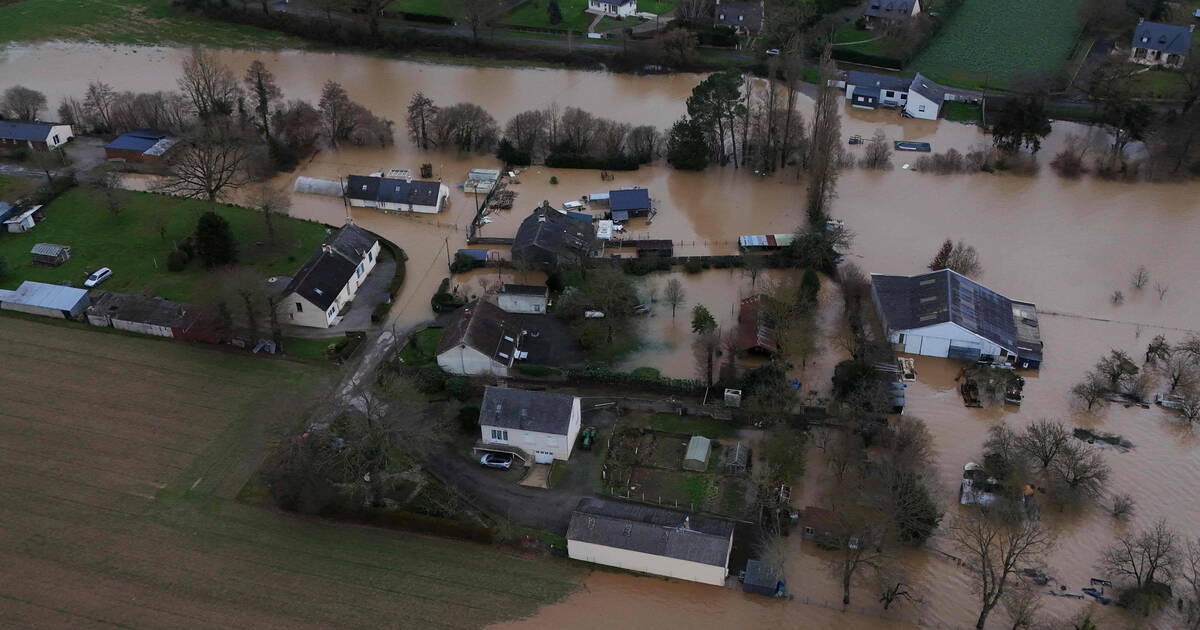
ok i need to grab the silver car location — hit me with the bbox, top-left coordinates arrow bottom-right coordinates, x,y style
479,452 -> 514,470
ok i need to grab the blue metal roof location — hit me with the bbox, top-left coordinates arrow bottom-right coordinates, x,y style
0,121 -> 55,142
609,188 -> 650,212
566,211 -> 592,223
105,130 -> 167,152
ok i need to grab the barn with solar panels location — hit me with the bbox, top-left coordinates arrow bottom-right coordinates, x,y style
870,269 -> 1043,369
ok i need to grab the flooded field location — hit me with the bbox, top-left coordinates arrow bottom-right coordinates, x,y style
4,42 -> 1200,629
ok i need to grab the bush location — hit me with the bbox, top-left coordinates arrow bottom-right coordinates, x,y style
684,258 -> 703,274
166,249 -> 189,272
549,175 -> 559,184
370,301 -> 391,323
516,364 -> 559,377
457,405 -> 481,433
0,255 -> 8,280
833,359 -> 876,399
449,251 -> 483,274
545,152 -> 640,171
831,49 -> 904,70
445,376 -> 473,401
416,365 -> 448,393
631,366 -> 662,380
565,366 -> 703,392
496,139 -> 532,166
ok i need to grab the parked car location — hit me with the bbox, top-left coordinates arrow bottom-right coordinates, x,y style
84,267 -> 113,288
765,49 -> 780,56
479,452 -> 514,470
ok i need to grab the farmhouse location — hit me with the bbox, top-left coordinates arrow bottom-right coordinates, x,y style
863,0 -> 920,28
904,73 -> 946,120
512,204 -> 596,270
86,291 -> 220,342
477,386 -> 582,464
0,121 -> 73,150
0,281 -> 89,319
436,299 -> 525,376
104,130 -> 178,163
608,188 -> 653,221
1130,20 -> 1194,68
871,268 -> 1043,369
844,71 -> 911,110
278,223 -> 381,328
498,283 -> 549,314
566,498 -> 735,587
587,0 -> 636,18
344,174 -> 449,214
712,0 -> 765,37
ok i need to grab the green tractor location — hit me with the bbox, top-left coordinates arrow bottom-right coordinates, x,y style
579,426 -> 598,450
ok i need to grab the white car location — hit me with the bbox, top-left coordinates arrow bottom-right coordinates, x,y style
84,267 -> 113,288
765,49 -> 781,56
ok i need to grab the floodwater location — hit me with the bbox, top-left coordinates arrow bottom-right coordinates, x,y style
4,42 -> 1200,629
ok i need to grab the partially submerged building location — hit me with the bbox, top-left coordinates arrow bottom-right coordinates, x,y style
344,174 -> 449,214
567,498 -> 735,587
870,269 -> 1043,369
497,284 -> 549,314
608,188 -> 653,221
104,130 -> 178,163
735,295 -> 779,356
464,168 -> 501,194
476,386 -> 582,464
511,204 -> 596,270
0,121 -> 73,150
436,299 -> 526,377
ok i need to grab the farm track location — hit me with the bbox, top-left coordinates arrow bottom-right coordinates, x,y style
0,317 -> 581,628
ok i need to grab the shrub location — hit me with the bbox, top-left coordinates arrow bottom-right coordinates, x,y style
516,364 -> 558,377
166,249 -> 189,272
631,366 -> 662,380
684,258 -> 703,274
450,251 -> 483,273
0,255 -> 8,280
457,405 -> 481,433
445,376 -> 472,401
545,152 -> 640,171
549,175 -> 559,184
496,139 -> 532,166
416,365 -> 448,393
370,301 -> 391,323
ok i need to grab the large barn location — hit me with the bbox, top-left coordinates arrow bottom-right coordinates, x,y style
871,269 -> 1043,369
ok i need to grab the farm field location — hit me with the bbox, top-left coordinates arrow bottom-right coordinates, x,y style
0,0 -> 297,46
0,317 -> 582,628
0,187 -> 328,302
912,0 -> 1085,90
385,0 -> 461,18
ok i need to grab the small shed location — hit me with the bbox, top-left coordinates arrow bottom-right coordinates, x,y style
742,559 -> 783,597
4,205 -> 42,233
465,168 -> 500,194
0,281 -> 89,319
683,436 -> 712,471
608,188 -> 652,220
30,242 -> 71,266
720,441 -> 749,474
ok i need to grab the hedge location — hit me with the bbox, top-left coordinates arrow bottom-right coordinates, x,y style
379,238 -> 408,297
544,152 -> 641,171
831,49 -> 904,70
516,364 -> 560,377
566,367 -> 704,392
321,505 -> 494,544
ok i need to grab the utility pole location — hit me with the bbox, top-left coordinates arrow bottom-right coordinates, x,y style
444,236 -> 452,274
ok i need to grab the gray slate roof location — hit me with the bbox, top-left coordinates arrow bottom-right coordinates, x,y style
281,224 -> 378,310
437,298 -> 520,364
909,73 -> 947,103
864,0 -> 918,19
30,243 -> 69,257
345,175 -> 442,207
847,71 -> 912,93
871,269 -> 1036,355
713,0 -> 764,32
479,386 -> 575,435
1132,21 -> 1193,55
513,205 -> 596,269
0,121 -> 55,142
567,498 -> 734,567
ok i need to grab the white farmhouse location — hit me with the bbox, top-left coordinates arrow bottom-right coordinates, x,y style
871,268 -> 1043,369
436,299 -> 527,377
278,224 -> 381,328
477,386 -> 581,464
498,284 -> 549,314
844,71 -> 911,110
344,174 -> 449,214
567,498 -> 735,587
587,0 -> 636,17
0,121 -> 73,150
904,73 -> 946,120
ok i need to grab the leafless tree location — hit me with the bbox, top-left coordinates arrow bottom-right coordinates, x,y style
57,97 -> 87,131
153,128 -> 251,202
243,60 -> 282,140
1049,441 -> 1110,501
431,102 -> 499,153
1164,352 -> 1200,394
653,28 -> 698,66
1002,586 -> 1043,630
806,44 -> 841,228
859,129 -> 893,170
318,80 -> 357,146
1016,419 -> 1070,471
248,182 -> 291,245
273,99 -> 322,159
1180,388 -> 1200,423
945,240 -> 982,277
1131,265 -> 1150,289
27,148 -> 64,185
628,125 -> 661,163
92,168 -> 125,217
594,119 -> 631,157
1155,282 -> 1169,301
826,484 -> 894,606
1184,538 -> 1200,630
1099,519 -> 1181,613
503,109 -> 547,154
1050,133 -> 1093,178
456,0 -> 493,42
950,508 -> 1054,630
664,278 -> 686,318
82,81 -> 117,132
1072,371 -> 1107,411
674,0 -> 711,21
178,47 -> 240,121
558,107 -> 598,154
1110,493 -> 1136,521
406,92 -> 439,150
2,85 -> 47,121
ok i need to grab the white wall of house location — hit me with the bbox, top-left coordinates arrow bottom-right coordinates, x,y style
846,85 -> 908,109
438,345 -> 510,377
44,125 -> 74,150
904,90 -> 940,120
1130,47 -> 1186,68
112,319 -> 175,338
357,184 -> 450,214
279,240 -> 381,328
567,539 -> 731,586
887,321 -> 1008,359
479,398 -> 580,462
588,0 -> 634,17
498,293 -> 548,314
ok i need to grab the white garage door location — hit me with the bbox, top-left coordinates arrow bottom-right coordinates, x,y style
534,451 -> 554,464
919,336 -> 951,358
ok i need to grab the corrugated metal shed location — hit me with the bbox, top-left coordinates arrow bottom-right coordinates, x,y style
683,436 -> 711,471
0,281 -> 89,313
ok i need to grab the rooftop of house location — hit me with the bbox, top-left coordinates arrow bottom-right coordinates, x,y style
908,73 -> 948,103
345,174 -> 443,206
713,0 -> 764,30
436,298 -> 521,365
0,120 -> 60,141
502,284 -> 548,297
567,498 -> 734,567
609,188 -> 652,212
479,386 -> 576,435
864,0 -> 918,18
846,71 -> 912,93
513,204 -> 596,261
30,242 -> 69,257
871,269 -> 1041,358
281,224 -> 378,311
736,295 -> 779,354
1133,20 -> 1193,55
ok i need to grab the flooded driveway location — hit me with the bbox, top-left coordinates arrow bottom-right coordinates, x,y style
4,42 -> 1199,629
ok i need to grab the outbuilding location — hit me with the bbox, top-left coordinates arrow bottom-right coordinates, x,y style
742,559 -> 784,597
567,498 -> 735,587
905,73 -> 945,120
436,299 -> 526,377
683,436 -> 712,472
3,205 -> 42,233
0,281 -> 89,319
0,121 -> 73,150
464,168 -> 501,194
104,130 -> 178,163
29,242 -> 71,266
345,174 -> 449,214
608,188 -> 653,221
477,386 -> 582,463
587,0 -> 636,17
498,284 -> 549,314
844,71 -> 911,110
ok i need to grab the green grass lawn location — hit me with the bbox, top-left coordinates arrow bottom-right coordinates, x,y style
943,101 -> 982,123
501,0 -> 595,31
637,0 -> 674,14
0,0 -> 298,47
0,187 -> 327,301
1124,66 -> 1189,98
384,0 -> 461,18
399,327 -> 445,365
638,413 -> 739,439
0,175 -> 39,201
832,23 -> 892,56
913,0 -> 1086,90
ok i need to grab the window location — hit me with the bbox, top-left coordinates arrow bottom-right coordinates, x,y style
52,135 -> 60,144
357,263 -> 364,277
296,302 -> 303,313
533,304 -> 542,312
367,250 -> 373,262
897,333 -> 906,344
918,105 -> 926,112
738,15 -> 743,20
719,12 -> 724,19
885,90 -> 893,97
804,526 -> 815,536
491,429 -> 508,441
327,305 -> 336,317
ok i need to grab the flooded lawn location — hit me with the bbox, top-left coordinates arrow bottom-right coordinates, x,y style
5,42 -> 1200,630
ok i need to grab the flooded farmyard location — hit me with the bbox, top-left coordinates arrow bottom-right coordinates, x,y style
4,41 -> 1200,629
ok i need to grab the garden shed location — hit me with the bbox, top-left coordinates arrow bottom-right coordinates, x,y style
683,436 -> 711,472
30,242 -> 71,266
742,559 -> 784,597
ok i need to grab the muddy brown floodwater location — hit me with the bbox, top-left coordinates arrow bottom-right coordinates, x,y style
5,42 -> 1200,629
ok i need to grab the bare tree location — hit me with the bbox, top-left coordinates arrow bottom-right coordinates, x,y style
950,509 -> 1054,629
178,47 -> 240,121
1156,282 -> 1169,301
806,44 -> 841,228
92,168 -> 125,217
432,103 -> 499,153
945,240 -> 982,277
1110,493 -> 1136,521
1164,352 -> 1200,394
1072,371 -> 1107,411
1131,265 -> 1150,289
859,129 -> 893,170
628,125 -> 661,163
1049,441 -> 1110,502
1184,538 -> 1200,630
503,109 -> 547,154
406,92 -> 439,150
457,0 -> 494,42
243,60 -> 282,140
664,278 -> 686,318
248,182 -> 291,244
1099,520 -> 1181,614
1015,419 -> 1070,471
83,81 -> 117,132
153,129 -> 251,202
2,85 -> 47,121
318,80 -> 356,146
1002,586 -> 1042,630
